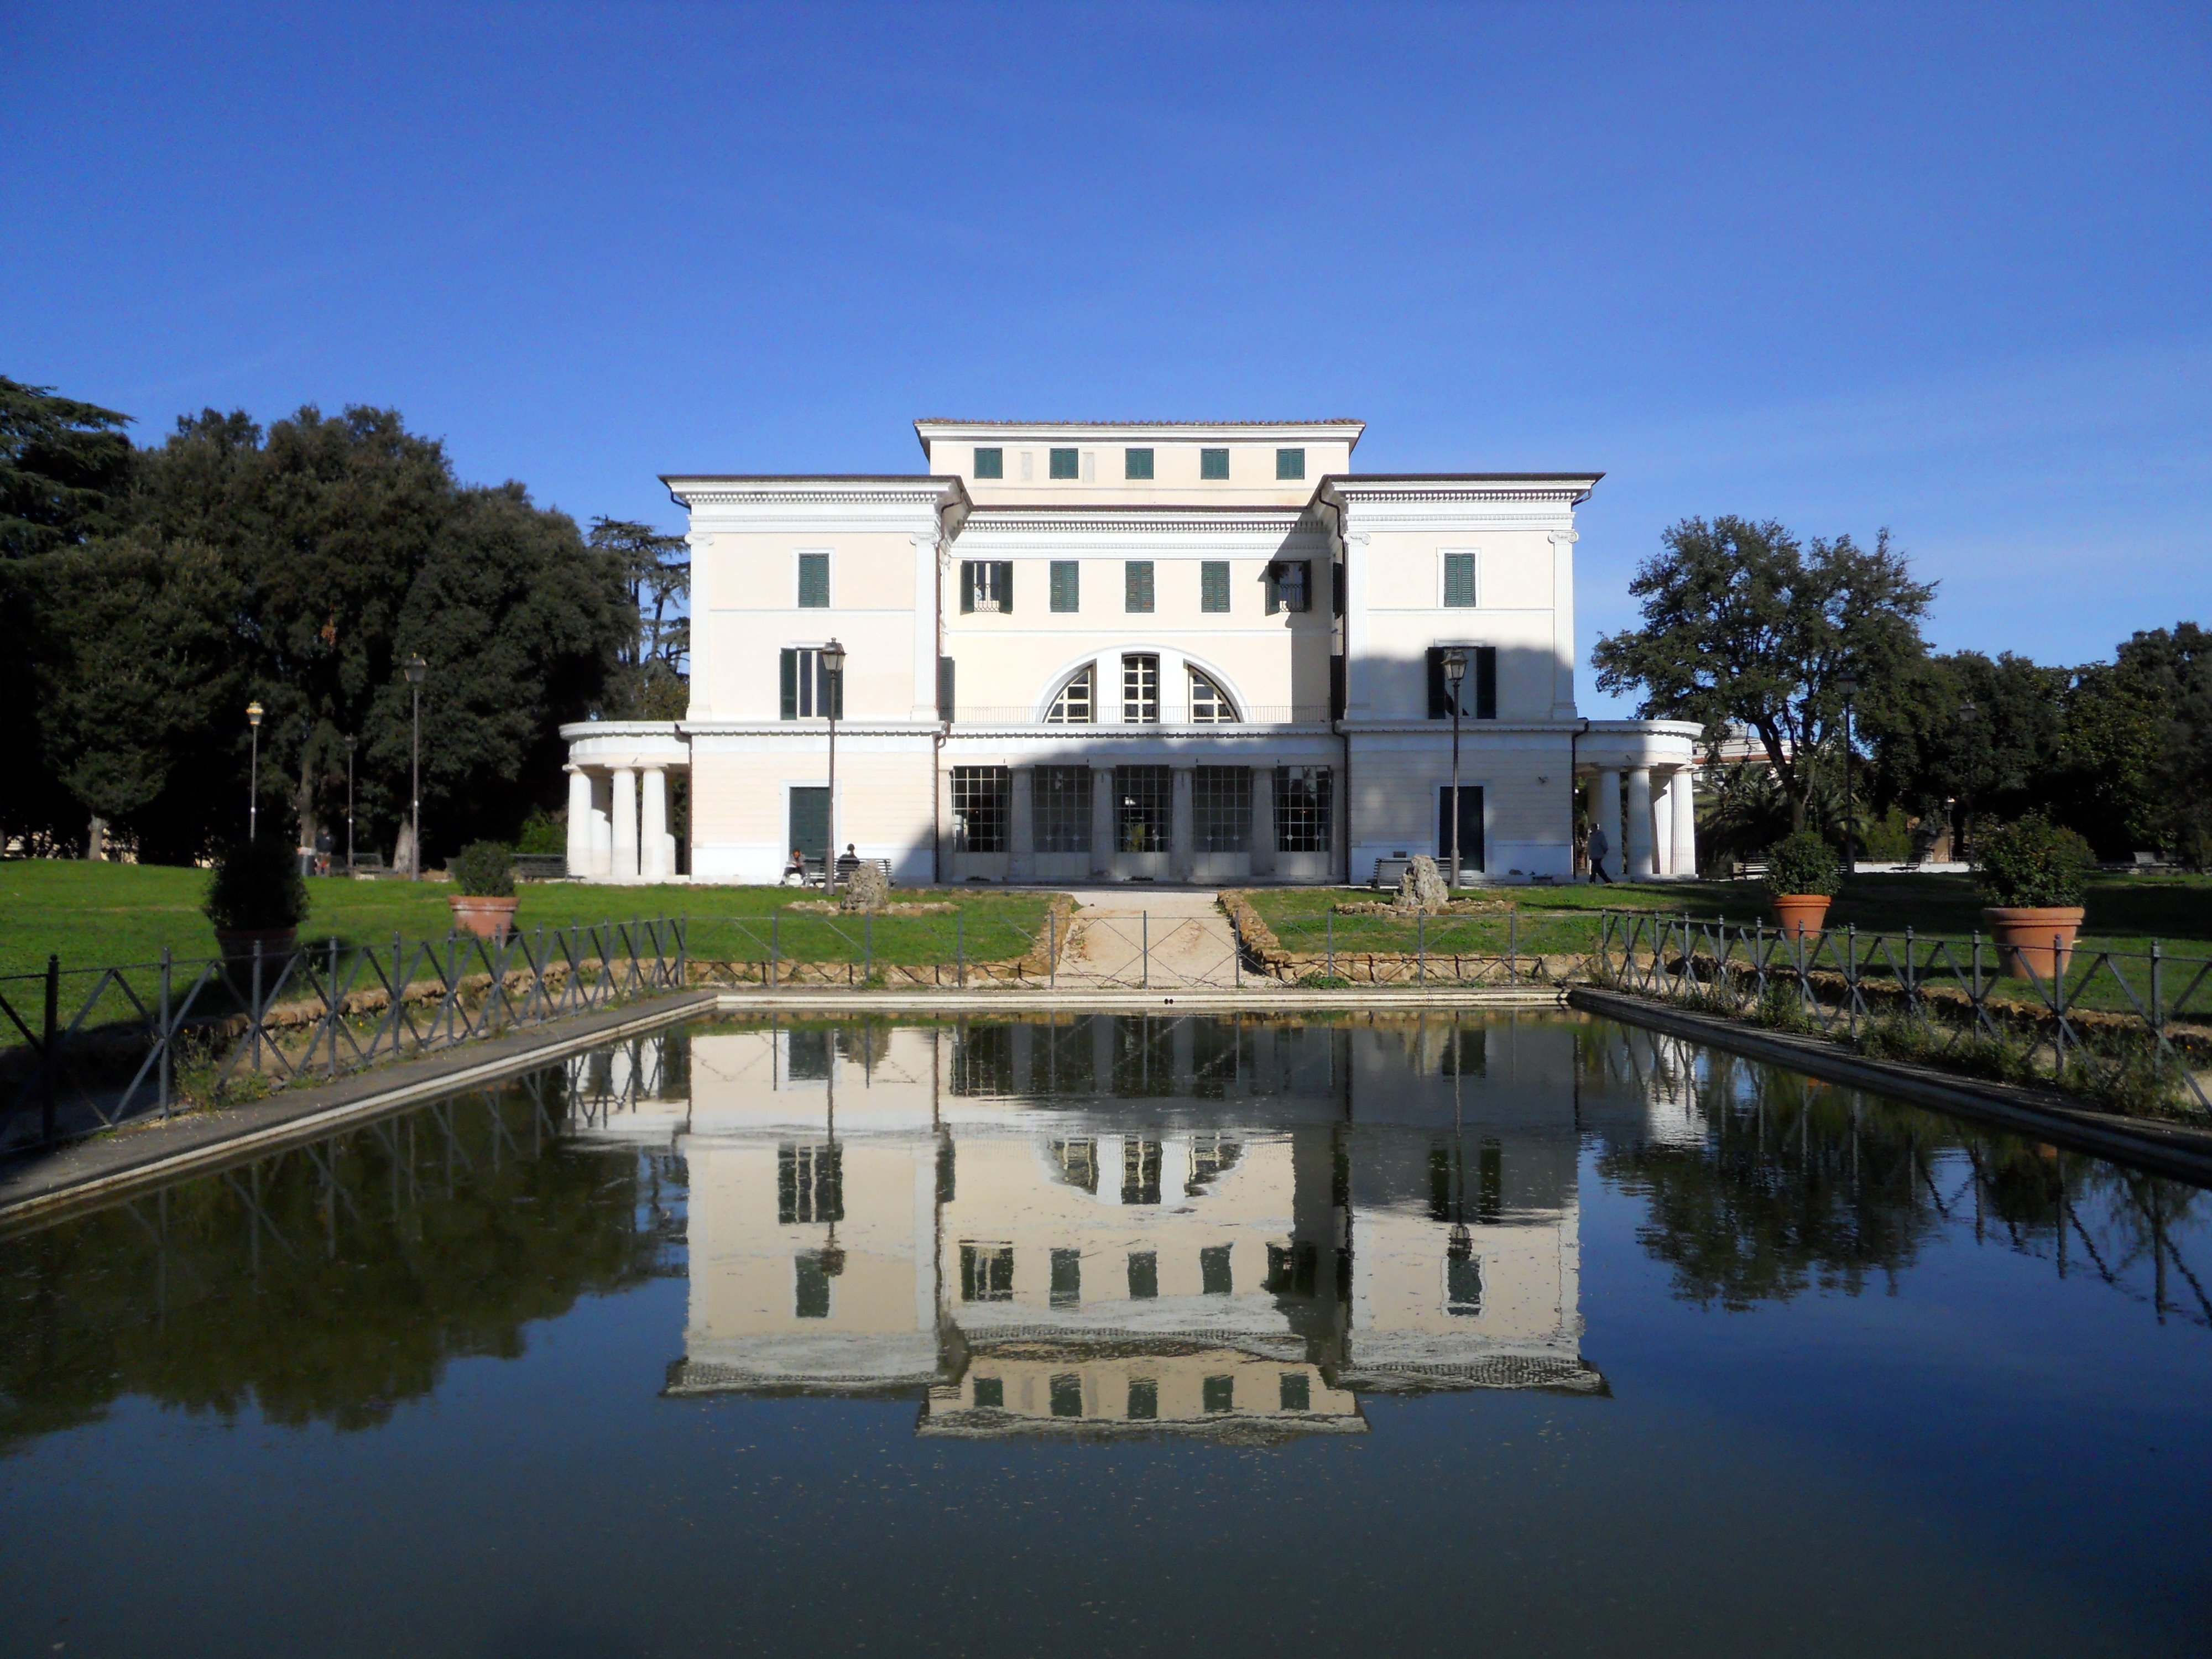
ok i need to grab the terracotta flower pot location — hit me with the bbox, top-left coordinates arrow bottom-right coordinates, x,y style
214,926 -> 299,971
448,895 -> 520,940
1983,905 -> 2084,982
1770,894 -> 1832,940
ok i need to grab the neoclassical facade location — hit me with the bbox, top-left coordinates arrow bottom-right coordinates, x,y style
561,419 -> 1696,885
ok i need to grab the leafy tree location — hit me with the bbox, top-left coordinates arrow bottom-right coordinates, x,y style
1593,517 -> 1936,830
588,516 -> 690,718
2110,623 -> 2212,864
0,376 -> 132,557
1863,650 -> 2068,851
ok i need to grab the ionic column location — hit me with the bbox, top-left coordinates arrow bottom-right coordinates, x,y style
1171,766 -> 1194,880
1009,766 -> 1035,879
565,766 -> 593,879
1091,766 -> 1115,879
1671,767 -> 1699,879
1250,765 -> 1276,876
1595,769 -> 1622,882
640,766 -> 669,881
611,766 -> 639,881
1626,766 -> 1655,880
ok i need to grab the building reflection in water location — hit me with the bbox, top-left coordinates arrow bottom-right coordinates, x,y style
573,1015 -> 1604,1439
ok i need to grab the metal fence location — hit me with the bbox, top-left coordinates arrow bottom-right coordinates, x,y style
1592,908 -> 2212,1114
0,919 -> 685,1152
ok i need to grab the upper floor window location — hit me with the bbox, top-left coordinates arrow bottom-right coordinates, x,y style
1049,447 -> 1079,479
1125,560 -> 1155,613
1049,559 -> 1079,612
1124,447 -> 1154,479
1443,551 -> 1478,608
1276,447 -> 1305,480
1200,560 -> 1230,613
973,446 -> 1004,479
1199,447 -> 1230,480
779,647 -> 842,719
1122,654 -> 1160,723
959,1243 -> 1014,1302
1266,560 -> 1311,614
961,559 -> 1013,613
1427,645 -> 1498,719
1045,665 -> 1095,724
796,551 -> 830,609
1187,667 -> 1238,723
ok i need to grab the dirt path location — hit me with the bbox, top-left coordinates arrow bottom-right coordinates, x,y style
1055,890 -> 1244,989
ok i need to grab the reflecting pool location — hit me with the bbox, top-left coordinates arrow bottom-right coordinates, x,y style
3,1013 -> 2208,1657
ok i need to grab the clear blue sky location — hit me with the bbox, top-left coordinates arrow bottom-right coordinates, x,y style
7,2 -> 2206,713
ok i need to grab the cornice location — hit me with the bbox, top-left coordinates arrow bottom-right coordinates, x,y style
664,475 -> 966,512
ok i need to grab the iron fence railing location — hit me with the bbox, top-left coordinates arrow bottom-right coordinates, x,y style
1592,908 -> 2212,1115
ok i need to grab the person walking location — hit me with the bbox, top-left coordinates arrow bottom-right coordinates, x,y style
1586,822 -> 1614,884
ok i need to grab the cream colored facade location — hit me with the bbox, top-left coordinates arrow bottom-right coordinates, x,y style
561,420 -> 1699,885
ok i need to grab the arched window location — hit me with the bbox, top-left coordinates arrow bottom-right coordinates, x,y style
1045,665 -> 1095,723
1187,667 -> 1239,723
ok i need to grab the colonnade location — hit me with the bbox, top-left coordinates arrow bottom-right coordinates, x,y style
959,761 -> 1328,881
566,763 -> 681,882
1585,764 -> 1697,880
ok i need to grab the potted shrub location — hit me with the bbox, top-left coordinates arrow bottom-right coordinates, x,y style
447,841 -> 520,939
204,837 -> 310,967
1974,814 -> 2092,980
1763,828 -> 1841,938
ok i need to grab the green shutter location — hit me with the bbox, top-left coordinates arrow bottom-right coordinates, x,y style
1051,560 -> 1079,612
1124,447 -> 1154,479
797,552 -> 829,608
995,561 -> 1013,614
1475,646 -> 1498,719
1276,447 -> 1305,480
1201,561 -> 1229,613
1265,563 -> 1281,614
959,561 -> 975,614
1444,552 -> 1477,608
1126,561 -> 1154,612
780,649 -> 797,719
1200,447 -> 1229,480
1050,447 -> 1079,479
973,446 -> 1003,479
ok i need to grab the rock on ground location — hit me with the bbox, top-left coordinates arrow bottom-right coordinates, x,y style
841,862 -> 891,912
1394,854 -> 1453,915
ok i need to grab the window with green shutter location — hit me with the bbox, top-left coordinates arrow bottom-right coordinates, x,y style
1124,447 -> 1154,479
1275,447 -> 1305,479
1199,447 -> 1230,480
1049,447 -> 1079,479
1443,551 -> 1478,608
1050,560 -> 1079,612
1125,560 -> 1155,612
797,551 -> 830,608
973,446 -> 1003,479
1201,561 -> 1230,612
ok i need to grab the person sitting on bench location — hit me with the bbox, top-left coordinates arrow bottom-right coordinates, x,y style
834,843 -> 862,884
782,848 -> 808,886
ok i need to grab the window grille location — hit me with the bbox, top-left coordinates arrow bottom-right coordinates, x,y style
1045,666 -> 1094,724
1121,1138 -> 1163,1205
1200,447 -> 1230,479
1051,1374 -> 1083,1417
1033,765 -> 1093,852
779,648 -> 842,718
1124,447 -> 1154,479
961,560 -> 1013,613
1266,560 -> 1311,613
951,1024 -> 1015,1095
950,766 -> 1009,853
959,1243 -> 1014,1302
778,1142 -> 843,1224
1049,560 -> 1079,612
1192,766 -> 1251,852
1274,765 -> 1333,852
1035,1017 -> 1097,1090
973,446 -> 1004,479
1187,667 -> 1238,723
1280,1373 -> 1311,1412
1121,654 -> 1160,724
1443,551 -> 1477,607
1050,447 -> 1079,479
1048,1139 -> 1100,1194
1127,1378 -> 1159,1420
1114,764 -> 1172,853
1200,560 -> 1230,612
1276,447 -> 1305,479
797,552 -> 830,608
1050,1249 -> 1082,1307
1124,560 -> 1155,613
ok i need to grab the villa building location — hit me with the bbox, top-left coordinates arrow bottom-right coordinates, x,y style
562,419 -> 1699,885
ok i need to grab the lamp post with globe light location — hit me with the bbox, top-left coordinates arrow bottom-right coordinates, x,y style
1837,675 -> 1860,872
246,701 -> 264,839
820,639 -> 846,894
1441,648 -> 1467,889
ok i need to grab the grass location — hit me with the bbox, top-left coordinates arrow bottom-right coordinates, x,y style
0,861 -> 1057,985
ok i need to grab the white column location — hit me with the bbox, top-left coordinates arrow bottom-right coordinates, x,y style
1651,775 -> 1673,878
1342,531 -> 1372,716
1548,529 -> 1579,721
611,767 -> 639,881
1171,766 -> 1194,880
1626,767 -> 1655,880
911,531 -> 941,719
1250,765 -> 1276,877
565,767 -> 593,878
1595,769 -> 1622,882
1672,767 -> 1699,879
1009,766 -> 1034,879
1091,766 -> 1116,879
589,773 -> 613,877
640,766 -> 669,881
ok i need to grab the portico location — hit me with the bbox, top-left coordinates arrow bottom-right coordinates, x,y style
564,723 -> 690,883
1577,721 -> 1704,880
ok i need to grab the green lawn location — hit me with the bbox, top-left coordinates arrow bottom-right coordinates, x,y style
0,862 -> 1056,984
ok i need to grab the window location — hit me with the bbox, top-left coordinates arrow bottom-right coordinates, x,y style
1126,1378 -> 1159,1421
1121,654 -> 1160,723
1120,1137 -> 1163,1204
1124,447 -> 1154,479
1276,447 -> 1305,480
938,655 -> 956,721
1279,1373 -> 1311,1412
1199,447 -> 1230,480
1274,766 -> 1333,853
1200,560 -> 1230,613
1049,560 -> 1079,612
1199,1244 -> 1233,1295
1443,551 -> 1477,608
1050,1373 -> 1083,1417
951,766 -> 1009,853
1124,560 -> 1155,613
960,560 -> 1013,614
1266,561 -> 1311,614
1127,1250 -> 1159,1300
1439,1027 -> 1488,1078
1192,766 -> 1251,852
972,1376 -> 1004,1409
1427,645 -> 1496,718
1446,1248 -> 1484,1316
959,1243 -> 1014,1302
778,1142 -> 843,1224
779,648 -> 843,718
794,1254 -> 831,1319
1049,1139 -> 1099,1194
1187,668 -> 1238,723
1265,1241 -> 1318,1296
1114,764 -> 1171,852
797,551 -> 830,609
1045,665 -> 1094,724
786,1029 -> 830,1081
1049,447 -> 1079,479
1034,765 -> 1093,852
973,446 -> 1003,479
1203,1374 -> 1234,1413
951,1025 -> 1015,1096
1050,1249 -> 1082,1308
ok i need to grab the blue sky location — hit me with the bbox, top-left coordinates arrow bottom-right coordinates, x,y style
6,1 -> 2206,713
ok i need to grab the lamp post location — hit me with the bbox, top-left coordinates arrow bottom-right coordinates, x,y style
246,701 -> 264,839
1441,648 -> 1467,889
404,655 -> 427,880
1836,674 -> 1859,873
343,734 -> 357,873
820,639 -> 846,895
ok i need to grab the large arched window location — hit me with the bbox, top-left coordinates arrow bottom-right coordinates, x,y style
1187,667 -> 1239,723
1045,665 -> 1095,723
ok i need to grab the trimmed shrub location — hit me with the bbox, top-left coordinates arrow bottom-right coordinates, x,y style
1974,814 -> 2093,908
1763,829 -> 1841,898
448,841 -> 517,898
203,838 -> 310,932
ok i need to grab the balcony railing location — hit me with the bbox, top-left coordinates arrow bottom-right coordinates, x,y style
946,705 -> 1335,727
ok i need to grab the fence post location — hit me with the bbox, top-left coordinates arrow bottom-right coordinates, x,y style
1971,932 -> 1984,1023
2052,932 -> 2068,1078
251,940 -> 265,1076
864,913 -> 873,984
1417,913 -> 1426,988
1904,926 -> 1917,1022
1327,910 -> 1335,980
40,953 -> 59,1143
158,946 -> 173,1118
770,912 -> 779,990
1845,923 -> 1859,1036
1508,906 -> 1517,984
1048,911 -> 1057,990
328,936 -> 341,1079
957,911 -> 966,989
675,917 -> 688,989
1141,912 -> 1149,990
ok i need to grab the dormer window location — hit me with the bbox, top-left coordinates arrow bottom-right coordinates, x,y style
1049,447 -> 1079,479
1200,447 -> 1230,480
973,446 -> 1003,479
1124,447 -> 1154,479
1276,447 -> 1305,479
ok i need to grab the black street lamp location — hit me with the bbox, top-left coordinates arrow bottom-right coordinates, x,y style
343,734 -> 357,873
1837,674 -> 1859,873
1441,647 -> 1468,889
246,700 -> 264,840
820,639 -> 846,894
404,654 -> 427,880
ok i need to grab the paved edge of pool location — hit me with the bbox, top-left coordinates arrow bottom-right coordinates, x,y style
1570,985 -> 2212,1186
